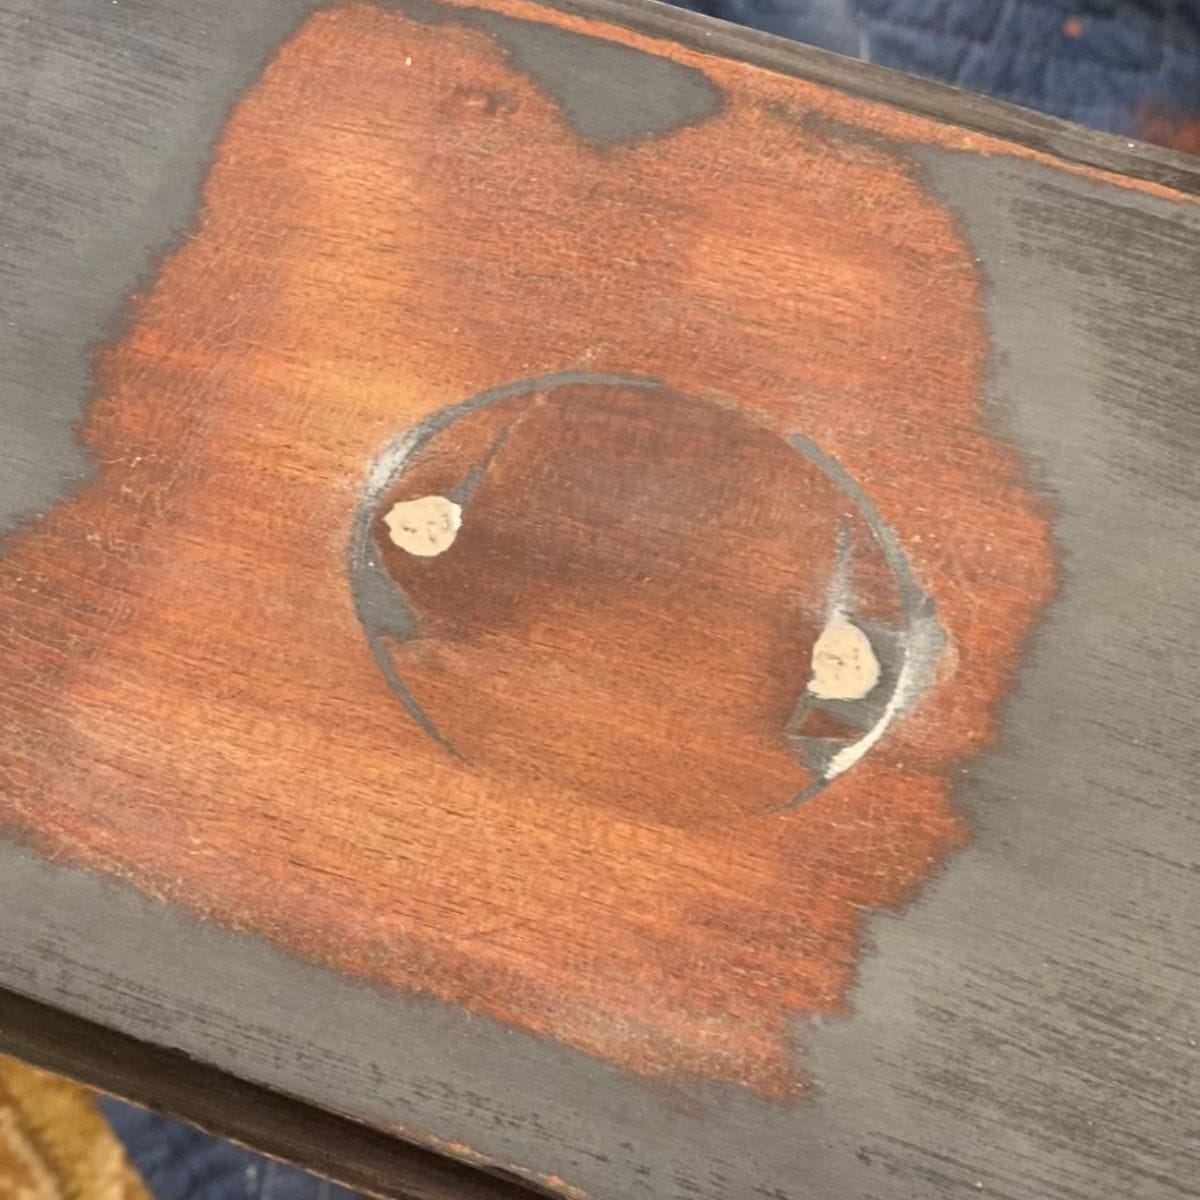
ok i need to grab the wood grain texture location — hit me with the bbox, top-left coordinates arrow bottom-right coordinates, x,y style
0,0 -> 1196,1198
0,0 -> 1052,1102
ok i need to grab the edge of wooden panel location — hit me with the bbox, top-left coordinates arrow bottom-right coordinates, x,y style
0,985 -> 546,1200
547,0 -> 1200,193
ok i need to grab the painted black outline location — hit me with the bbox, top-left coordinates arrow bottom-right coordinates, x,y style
350,373 -> 942,802
349,371 -> 659,759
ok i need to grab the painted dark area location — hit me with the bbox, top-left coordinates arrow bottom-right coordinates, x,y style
353,373 -> 939,802
812,147 -> 1200,1198
466,10 -> 722,141
383,0 -> 723,142
0,2 -> 1196,1200
0,0 -> 322,534
0,988 -> 543,1200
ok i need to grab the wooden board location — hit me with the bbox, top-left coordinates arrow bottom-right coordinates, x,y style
1,0 -> 1197,1197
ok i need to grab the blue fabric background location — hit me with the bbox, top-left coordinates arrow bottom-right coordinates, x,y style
101,1098 -> 359,1200
853,0 -> 1200,137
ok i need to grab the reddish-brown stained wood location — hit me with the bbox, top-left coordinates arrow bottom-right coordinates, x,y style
0,0 -> 1054,1100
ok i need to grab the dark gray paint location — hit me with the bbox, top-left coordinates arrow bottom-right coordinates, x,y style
0,0 -> 715,538
349,371 -> 661,761
0,0 -> 319,533
769,151 -> 1200,1197
455,10 -> 722,143
1,1 -> 1198,1198
383,0 -> 723,142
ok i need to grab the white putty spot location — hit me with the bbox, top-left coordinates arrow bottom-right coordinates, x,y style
824,612 -> 945,780
384,495 -> 462,557
809,619 -> 880,702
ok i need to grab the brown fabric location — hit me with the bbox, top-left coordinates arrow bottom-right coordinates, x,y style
0,1056 -> 151,1200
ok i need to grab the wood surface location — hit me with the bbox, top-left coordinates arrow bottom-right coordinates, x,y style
1,0 -> 1197,1198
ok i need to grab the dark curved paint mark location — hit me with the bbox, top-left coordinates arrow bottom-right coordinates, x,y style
0,0 -> 329,537
377,0 -> 722,144
350,373 -> 942,803
348,371 -> 661,759
782,434 -> 943,807
790,433 -> 935,625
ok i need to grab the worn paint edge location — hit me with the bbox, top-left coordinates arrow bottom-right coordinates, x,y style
500,0 -> 1200,195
